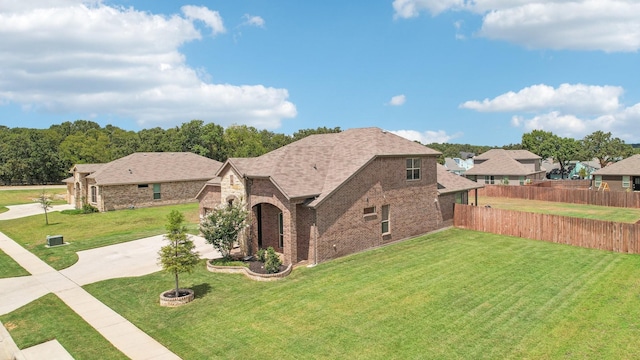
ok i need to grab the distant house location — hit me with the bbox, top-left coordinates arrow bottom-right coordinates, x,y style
591,154 -> 640,191
197,127 -> 448,265
68,152 -> 222,211
436,164 -> 484,224
444,157 -> 473,175
465,149 -> 546,185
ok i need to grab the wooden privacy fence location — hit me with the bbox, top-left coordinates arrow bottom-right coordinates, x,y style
454,204 -> 640,254
480,185 -> 640,208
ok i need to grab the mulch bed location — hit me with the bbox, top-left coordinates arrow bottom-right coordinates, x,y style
247,260 -> 287,275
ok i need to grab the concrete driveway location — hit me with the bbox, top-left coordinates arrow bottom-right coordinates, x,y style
0,203 -> 75,221
60,234 -> 221,285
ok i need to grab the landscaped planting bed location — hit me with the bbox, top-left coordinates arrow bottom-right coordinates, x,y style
83,228 -> 640,359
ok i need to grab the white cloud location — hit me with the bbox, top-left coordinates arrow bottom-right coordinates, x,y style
241,14 -> 265,28
461,83 -> 623,115
389,94 -> 406,106
393,0 -> 640,52
390,129 -> 462,144
467,83 -> 640,142
181,5 -> 226,35
392,0 -> 464,18
0,1 -> 296,129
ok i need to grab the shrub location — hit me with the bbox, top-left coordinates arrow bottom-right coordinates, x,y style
255,248 -> 266,262
264,247 -> 282,274
82,204 -> 99,214
61,209 -> 84,215
200,202 -> 248,259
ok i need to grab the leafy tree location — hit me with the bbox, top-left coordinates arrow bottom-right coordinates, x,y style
37,189 -> 53,225
158,210 -> 200,297
582,130 -> 634,168
223,125 -> 266,158
200,202 -> 248,259
292,126 -> 341,141
522,130 -> 581,178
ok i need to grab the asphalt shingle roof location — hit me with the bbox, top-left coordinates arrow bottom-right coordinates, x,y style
86,152 -> 222,186
224,127 -> 440,206
592,154 -> 640,175
436,164 -> 483,195
465,149 -> 540,176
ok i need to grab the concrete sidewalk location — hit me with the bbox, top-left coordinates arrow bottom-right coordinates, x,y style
0,231 -> 182,360
0,203 -> 75,221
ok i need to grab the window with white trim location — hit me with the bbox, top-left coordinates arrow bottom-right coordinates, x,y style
623,176 -> 630,188
484,176 -> 495,185
363,206 -> 376,216
406,158 -> 421,180
381,205 -> 390,235
90,186 -> 97,203
594,175 -> 602,188
519,176 -> 525,185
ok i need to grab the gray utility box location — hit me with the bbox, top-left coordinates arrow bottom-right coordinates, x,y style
47,235 -> 64,247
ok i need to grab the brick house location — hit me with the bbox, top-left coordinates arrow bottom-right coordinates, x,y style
436,164 -> 484,224
465,149 -> 546,185
591,154 -> 640,191
68,152 -> 222,211
197,127 -> 478,266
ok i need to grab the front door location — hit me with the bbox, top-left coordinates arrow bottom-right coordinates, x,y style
634,177 -> 640,191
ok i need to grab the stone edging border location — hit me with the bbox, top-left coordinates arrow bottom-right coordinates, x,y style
159,288 -> 195,307
206,260 -> 292,281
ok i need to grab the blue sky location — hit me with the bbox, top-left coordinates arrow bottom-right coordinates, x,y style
1,1 -> 639,145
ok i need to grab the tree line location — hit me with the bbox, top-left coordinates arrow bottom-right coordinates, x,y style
0,120 -> 340,185
1,119 -> 636,185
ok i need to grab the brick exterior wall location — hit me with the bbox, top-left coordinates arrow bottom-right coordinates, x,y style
198,184 -> 221,216
439,193 -> 456,224
100,180 -> 205,211
314,156 -> 441,263
198,155 -> 445,265
247,178 -> 294,262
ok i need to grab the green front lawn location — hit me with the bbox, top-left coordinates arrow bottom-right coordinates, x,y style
478,195 -> 640,223
0,188 -> 67,207
0,248 -> 29,278
0,203 -> 200,270
0,294 -> 128,360
83,229 -> 640,359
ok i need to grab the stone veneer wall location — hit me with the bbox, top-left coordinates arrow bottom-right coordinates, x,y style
220,168 -> 245,203
101,180 -> 206,211
314,156 -> 441,263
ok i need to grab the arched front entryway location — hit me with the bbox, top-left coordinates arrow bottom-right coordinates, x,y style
252,203 -> 285,256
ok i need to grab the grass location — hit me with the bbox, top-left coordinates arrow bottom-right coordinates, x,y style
0,293 -> 128,360
0,203 -> 200,270
0,188 -> 67,208
83,228 -> 640,359
0,248 -> 29,278
478,195 -> 640,223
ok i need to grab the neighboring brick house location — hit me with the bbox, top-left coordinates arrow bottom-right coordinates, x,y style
436,164 -> 484,225
465,149 -> 546,185
68,152 -> 222,211
197,127 -> 452,266
591,154 -> 640,191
